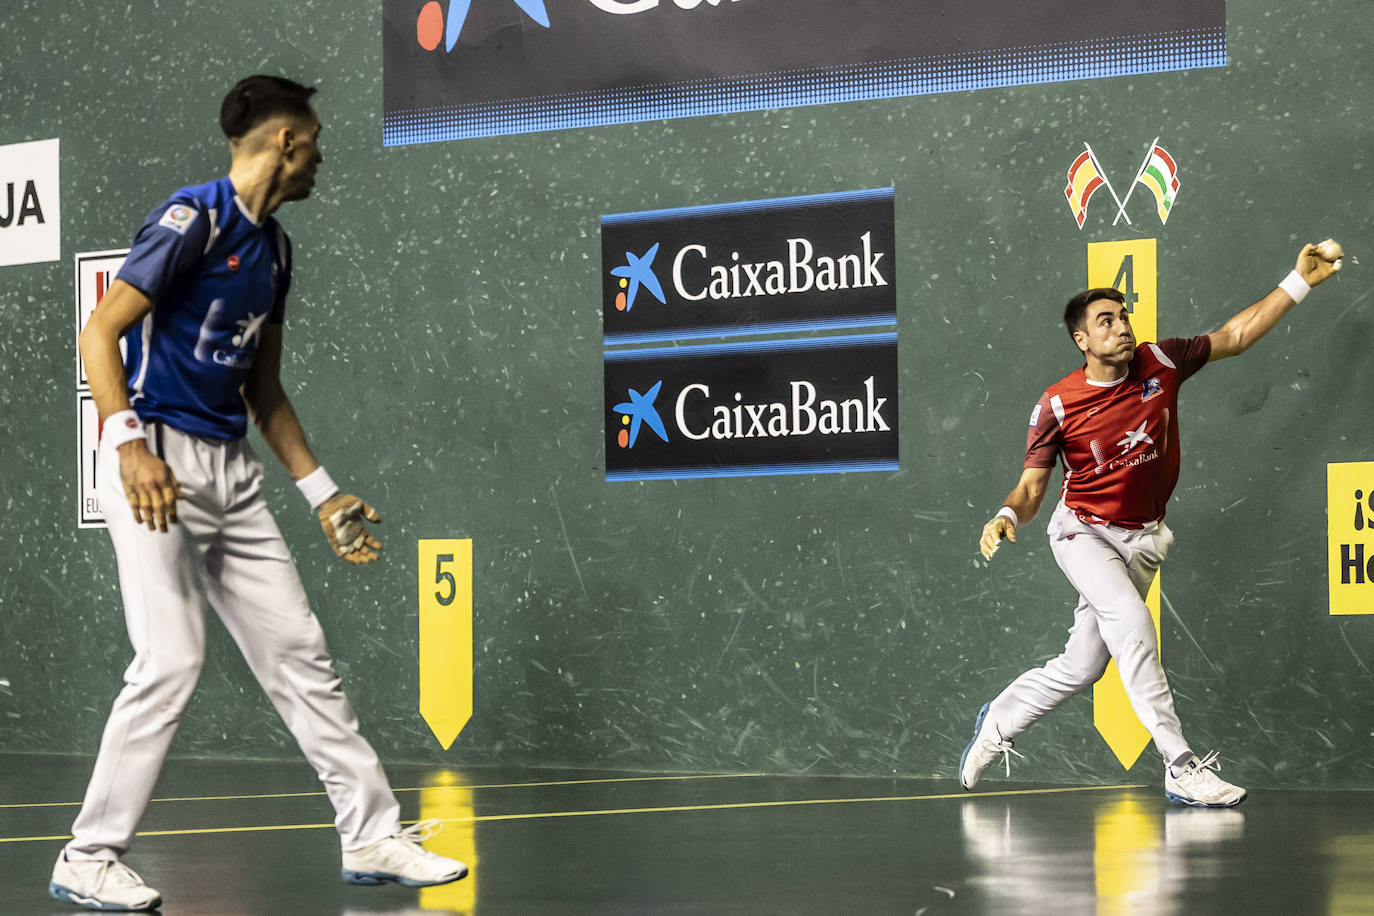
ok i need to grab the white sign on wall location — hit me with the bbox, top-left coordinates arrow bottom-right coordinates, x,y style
1,138 -> 61,267
74,249 -> 129,528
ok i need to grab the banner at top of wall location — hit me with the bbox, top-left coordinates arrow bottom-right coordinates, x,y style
383,0 -> 1226,146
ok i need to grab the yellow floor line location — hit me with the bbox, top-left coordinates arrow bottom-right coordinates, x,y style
0,784 -> 1146,845
0,772 -> 767,809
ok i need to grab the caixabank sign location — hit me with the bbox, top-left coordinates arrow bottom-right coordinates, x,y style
602,188 -> 895,345
605,334 -> 898,480
602,188 -> 897,481
383,0 -> 1225,144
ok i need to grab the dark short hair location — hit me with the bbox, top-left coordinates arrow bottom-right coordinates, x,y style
220,75 -> 317,140
1063,287 -> 1125,340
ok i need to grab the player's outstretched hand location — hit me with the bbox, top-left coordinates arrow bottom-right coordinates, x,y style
979,515 -> 1016,560
118,440 -> 182,532
319,494 -> 383,565
1297,240 -> 1342,289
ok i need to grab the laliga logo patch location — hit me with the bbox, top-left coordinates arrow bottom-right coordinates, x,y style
158,204 -> 198,236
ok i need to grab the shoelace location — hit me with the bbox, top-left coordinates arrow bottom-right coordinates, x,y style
396,818 -> 444,845
89,861 -> 146,890
985,736 -> 1025,777
1191,750 -> 1222,773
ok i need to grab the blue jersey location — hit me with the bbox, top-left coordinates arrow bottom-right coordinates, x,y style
116,176 -> 292,440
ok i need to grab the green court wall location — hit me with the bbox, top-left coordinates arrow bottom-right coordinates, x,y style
1,0 -> 1371,789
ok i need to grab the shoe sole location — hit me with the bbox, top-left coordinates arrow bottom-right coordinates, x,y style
49,881 -> 161,912
958,702 -> 992,791
342,867 -> 469,888
1163,790 -> 1247,808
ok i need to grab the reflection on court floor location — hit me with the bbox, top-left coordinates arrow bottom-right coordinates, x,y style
3,754 -> 1372,914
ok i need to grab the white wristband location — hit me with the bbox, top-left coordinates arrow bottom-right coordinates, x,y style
994,506 -> 1020,527
296,466 -> 339,510
1278,269 -> 1310,304
103,409 -> 145,448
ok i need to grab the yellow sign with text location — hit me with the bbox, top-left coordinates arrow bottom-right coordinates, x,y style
1329,462 -> 1374,615
419,539 -> 474,749
1088,239 -> 1160,770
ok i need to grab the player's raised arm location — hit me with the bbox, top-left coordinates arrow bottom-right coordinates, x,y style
980,465 -> 1052,560
1207,240 -> 1343,362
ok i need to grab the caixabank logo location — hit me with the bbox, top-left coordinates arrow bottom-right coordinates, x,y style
383,0 -> 1225,144
604,335 -> 898,481
602,188 -> 895,345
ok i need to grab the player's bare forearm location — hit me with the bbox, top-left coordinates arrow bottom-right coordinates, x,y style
1206,287 -> 1298,362
242,322 -> 321,480
980,466 -> 1051,560
1003,469 -> 1050,524
247,382 -> 321,481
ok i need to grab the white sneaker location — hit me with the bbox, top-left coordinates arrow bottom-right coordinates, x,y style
1165,751 -> 1247,808
341,819 -> 469,887
959,702 -> 1022,790
49,851 -> 162,912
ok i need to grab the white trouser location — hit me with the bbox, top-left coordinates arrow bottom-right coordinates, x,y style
987,501 -> 1191,768
67,424 -> 400,860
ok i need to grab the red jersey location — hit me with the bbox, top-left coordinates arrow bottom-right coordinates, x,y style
1024,337 -> 1211,527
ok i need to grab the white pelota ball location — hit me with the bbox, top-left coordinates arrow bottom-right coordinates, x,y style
1317,238 -> 1344,261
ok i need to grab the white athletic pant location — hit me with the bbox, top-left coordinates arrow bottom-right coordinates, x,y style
66,424 -> 401,860
986,501 -> 1192,768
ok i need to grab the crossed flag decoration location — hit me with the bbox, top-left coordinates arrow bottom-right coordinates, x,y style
1065,137 -> 1180,228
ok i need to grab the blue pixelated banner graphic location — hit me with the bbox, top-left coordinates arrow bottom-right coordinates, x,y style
383,0 -> 1225,146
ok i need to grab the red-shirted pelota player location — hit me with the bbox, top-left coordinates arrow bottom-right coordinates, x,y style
960,242 -> 1342,807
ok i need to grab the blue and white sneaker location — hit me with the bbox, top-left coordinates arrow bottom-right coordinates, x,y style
959,702 -> 1022,790
1165,751 -> 1247,807
342,819 -> 468,887
49,852 -> 161,911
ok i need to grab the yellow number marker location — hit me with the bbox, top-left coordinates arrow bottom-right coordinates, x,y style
418,539 -> 474,750
1087,240 -> 1159,770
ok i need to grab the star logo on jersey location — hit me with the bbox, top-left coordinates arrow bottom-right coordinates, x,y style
232,311 -> 269,349
415,0 -> 551,53
612,380 -> 669,449
610,243 -> 667,313
1116,420 -> 1154,455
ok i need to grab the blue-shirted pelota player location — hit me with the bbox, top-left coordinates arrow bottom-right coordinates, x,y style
53,76 -> 467,912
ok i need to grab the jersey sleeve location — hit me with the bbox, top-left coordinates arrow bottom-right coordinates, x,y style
1024,391 -> 1061,469
1157,335 -> 1212,382
270,224 -> 292,324
115,198 -> 210,302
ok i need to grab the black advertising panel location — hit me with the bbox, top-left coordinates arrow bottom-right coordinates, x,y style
383,0 -> 1226,145
602,188 -> 895,346
604,334 -> 898,481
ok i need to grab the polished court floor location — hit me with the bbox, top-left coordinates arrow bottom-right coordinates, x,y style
3,753 -> 1374,914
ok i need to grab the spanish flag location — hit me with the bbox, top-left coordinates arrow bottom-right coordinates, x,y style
1137,145 -> 1180,225
1064,150 -> 1105,228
